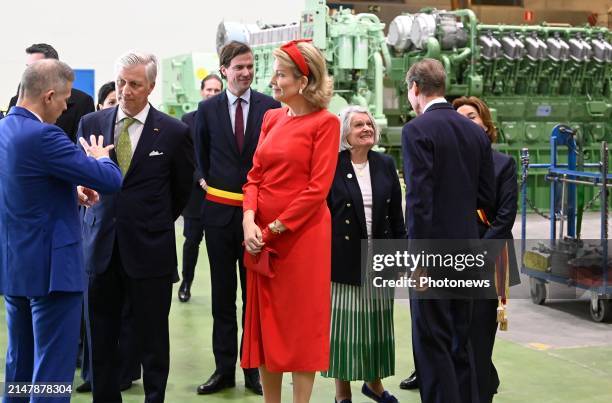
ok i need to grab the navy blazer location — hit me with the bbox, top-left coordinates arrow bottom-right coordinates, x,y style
180,110 -> 205,219
328,150 -> 407,286
0,107 -> 122,296
78,105 -> 194,279
194,90 -> 280,227
478,150 -> 520,286
402,102 -> 495,239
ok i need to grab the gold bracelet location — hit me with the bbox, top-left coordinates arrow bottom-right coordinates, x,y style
268,220 -> 282,234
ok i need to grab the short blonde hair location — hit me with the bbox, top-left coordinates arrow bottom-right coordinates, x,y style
339,105 -> 380,151
272,42 -> 332,109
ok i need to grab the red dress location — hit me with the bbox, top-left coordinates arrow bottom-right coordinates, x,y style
241,107 -> 340,372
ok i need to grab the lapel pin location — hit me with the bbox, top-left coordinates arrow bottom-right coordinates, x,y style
153,128 -> 160,133
347,173 -> 353,179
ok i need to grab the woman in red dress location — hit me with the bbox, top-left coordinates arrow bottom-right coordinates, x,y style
241,40 -> 339,403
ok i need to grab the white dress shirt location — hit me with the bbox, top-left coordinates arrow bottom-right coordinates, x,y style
114,103 -> 151,156
352,161 -> 373,239
423,97 -> 448,113
28,109 -> 43,122
226,88 -> 251,134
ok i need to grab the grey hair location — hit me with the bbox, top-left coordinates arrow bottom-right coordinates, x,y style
114,51 -> 158,83
405,58 -> 446,97
20,59 -> 74,99
339,105 -> 380,151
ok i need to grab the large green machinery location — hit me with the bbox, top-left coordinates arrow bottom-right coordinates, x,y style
162,0 -> 612,211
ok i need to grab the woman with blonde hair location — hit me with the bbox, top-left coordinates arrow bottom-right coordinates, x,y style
241,39 -> 340,403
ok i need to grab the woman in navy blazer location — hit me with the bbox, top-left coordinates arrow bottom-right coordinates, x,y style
322,106 -> 406,403
454,96 -> 519,403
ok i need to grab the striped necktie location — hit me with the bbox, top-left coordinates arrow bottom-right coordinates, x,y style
116,117 -> 136,176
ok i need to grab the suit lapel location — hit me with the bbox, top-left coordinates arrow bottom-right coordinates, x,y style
242,91 -> 260,156
105,107 -> 119,164
368,151 -> 383,236
339,151 -> 368,239
218,92 -> 240,157
124,105 -> 159,179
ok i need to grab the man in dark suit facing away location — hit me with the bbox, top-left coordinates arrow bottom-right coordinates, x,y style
0,59 -> 122,402
401,58 -> 496,403
178,73 -> 223,303
79,51 -> 194,403
8,43 -> 95,143
194,41 -> 280,396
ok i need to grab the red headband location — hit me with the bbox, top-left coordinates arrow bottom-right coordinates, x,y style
280,39 -> 312,77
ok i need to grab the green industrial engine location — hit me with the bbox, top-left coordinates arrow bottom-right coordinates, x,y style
162,0 -> 612,211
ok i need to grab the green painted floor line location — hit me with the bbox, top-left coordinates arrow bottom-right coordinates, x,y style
0,228 -> 610,402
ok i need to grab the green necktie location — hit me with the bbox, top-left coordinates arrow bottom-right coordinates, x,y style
116,117 -> 136,176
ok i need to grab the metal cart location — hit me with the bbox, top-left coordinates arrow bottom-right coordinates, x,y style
520,124 -> 611,322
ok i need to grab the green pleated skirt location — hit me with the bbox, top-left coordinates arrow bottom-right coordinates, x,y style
321,281 -> 395,382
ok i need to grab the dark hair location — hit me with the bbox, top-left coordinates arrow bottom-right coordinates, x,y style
201,73 -> 223,90
218,41 -> 252,79
406,58 -> 446,97
25,43 -> 59,59
97,81 -> 116,109
452,96 -> 498,143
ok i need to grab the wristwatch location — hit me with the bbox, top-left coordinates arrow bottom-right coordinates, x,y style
268,220 -> 282,235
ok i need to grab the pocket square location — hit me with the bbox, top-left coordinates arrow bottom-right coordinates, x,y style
149,150 -> 164,156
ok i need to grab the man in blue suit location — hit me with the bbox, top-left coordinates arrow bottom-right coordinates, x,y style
79,52 -> 194,403
0,59 -> 122,402
194,41 -> 279,395
401,58 -> 495,403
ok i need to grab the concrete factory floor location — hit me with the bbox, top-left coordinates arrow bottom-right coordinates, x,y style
0,213 -> 610,402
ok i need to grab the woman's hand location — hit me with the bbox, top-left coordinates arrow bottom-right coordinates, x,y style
243,210 -> 264,255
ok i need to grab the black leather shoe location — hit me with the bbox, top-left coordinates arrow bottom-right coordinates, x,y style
399,370 -> 418,390
178,281 -> 191,302
120,381 -> 133,391
244,369 -> 263,395
362,383 -> 398,403
76,381 -> 91,393
197,372 -> 235,394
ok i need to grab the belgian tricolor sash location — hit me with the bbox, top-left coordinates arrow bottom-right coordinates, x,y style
205,186 -> 244,207
477,209 -> 510,331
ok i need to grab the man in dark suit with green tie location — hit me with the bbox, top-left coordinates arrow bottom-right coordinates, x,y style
78,51 -> 194,403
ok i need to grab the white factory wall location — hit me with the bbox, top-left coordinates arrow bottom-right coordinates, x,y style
0,0 -> 306,110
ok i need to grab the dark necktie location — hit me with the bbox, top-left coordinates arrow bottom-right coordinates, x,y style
235,98 -> 244,153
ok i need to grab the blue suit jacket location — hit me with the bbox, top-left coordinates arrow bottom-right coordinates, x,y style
78,105 -> 194,279
194,90 -> 280,226
402,102 -> 495,239
0,107 -> 122,297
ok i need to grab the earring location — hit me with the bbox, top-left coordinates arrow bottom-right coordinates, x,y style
299,88 -> 303,95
